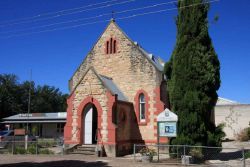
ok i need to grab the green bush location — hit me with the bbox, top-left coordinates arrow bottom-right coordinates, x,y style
245,151 -> 250,159
27,144 -> 37,154
15,147 -> 26,154
189,147 -> 204,164
207,123 -> 225,147
38,140 -> 56,148
39,148 -> 54,154
247,127 -> 250,139
237,128 -> 250,141
169,135 -> 193,158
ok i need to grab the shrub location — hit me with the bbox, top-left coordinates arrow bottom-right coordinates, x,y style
189,147 -> 204,164
39,148 -> 54,154
27,144 -> 37,154
247,127 -> 250,139
38,140 -> 56,148
237,128 -> 250,141
245,151 -> 250,159
15,147 -> 26,154
139,147 -> 157,157
207,123 -> 225,147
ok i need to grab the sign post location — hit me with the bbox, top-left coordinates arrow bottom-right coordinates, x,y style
157,108 -> 178,162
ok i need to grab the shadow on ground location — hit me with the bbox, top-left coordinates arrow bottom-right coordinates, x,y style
206,149 -> 249,161
0,160 -> 110,167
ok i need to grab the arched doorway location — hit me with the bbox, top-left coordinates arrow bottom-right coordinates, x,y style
83,103 -> 98,144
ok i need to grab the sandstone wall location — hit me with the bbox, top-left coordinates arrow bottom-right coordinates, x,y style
71,69 -> 109,143
69,21 -> 164,142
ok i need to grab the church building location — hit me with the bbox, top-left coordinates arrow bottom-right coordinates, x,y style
64,20 -> 169,157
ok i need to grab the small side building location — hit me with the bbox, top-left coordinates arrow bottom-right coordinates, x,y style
1,112 -> 66,138
215,97 -> 250,140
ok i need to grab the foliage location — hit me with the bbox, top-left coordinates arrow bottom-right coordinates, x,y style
38,139 -> 56,148
0,74 -> 68,122
39,148 -> 54,154
31,126 -> 38,136
164,0 -> 221,147
27,144 -> 37,154
207,123 -> 225,147
15,146 -> 26,154
139,147 -> 157,157
245,151 -> 250,159
247,124 -> 250,139
236,128 -> 250,141
189,147 -> 204,163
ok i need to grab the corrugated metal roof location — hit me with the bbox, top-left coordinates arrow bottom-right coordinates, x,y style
99,75 -> 128,101
1,120 -> 66,123
134,41 -> 164,71
2,112 -> 67,121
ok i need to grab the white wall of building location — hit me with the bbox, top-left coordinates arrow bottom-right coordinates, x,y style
215,104 -> 250,140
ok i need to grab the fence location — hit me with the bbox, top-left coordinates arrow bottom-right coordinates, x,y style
0,138 -> 64,155
133,144 -> 248,166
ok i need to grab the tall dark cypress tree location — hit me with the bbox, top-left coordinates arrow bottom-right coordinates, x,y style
165,0 -> 222,146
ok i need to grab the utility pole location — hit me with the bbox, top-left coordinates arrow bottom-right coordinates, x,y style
25,69 -> 32,150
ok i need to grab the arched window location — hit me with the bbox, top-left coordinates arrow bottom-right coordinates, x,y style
105,38 -> 117,54
139,93 -> 146,122
110,38 -> 113,54
113,40 -> 116,53
106,41 -> 109,54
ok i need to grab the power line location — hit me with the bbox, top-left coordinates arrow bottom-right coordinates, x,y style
0,0 -> 135,27
0,0 -> 219,39
0,0 -> 120,25
0,0 -> 182,35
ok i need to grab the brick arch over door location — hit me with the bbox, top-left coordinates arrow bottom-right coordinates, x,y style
77,96 -> 103,144
134,89 -> 150,125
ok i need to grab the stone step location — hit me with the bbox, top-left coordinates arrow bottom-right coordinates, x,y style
76,147 -> 95,151
72,150 -> 96,155
78,144 -> 96,148
69,144 -> 97,155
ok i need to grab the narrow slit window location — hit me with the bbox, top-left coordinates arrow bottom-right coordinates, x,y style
106,41 -> 109,54
110,38 -> 113,54
113,40 -> 116,53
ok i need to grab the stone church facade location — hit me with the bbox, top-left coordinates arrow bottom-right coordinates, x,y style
64,20 -> 169,156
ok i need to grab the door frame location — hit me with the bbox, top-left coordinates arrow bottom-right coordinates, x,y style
77,97 -> 102,145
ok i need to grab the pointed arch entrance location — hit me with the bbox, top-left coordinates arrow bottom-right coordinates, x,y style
77,97 -> 102,145
82,103 -> 98,144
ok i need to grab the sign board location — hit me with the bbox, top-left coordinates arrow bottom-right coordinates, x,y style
14,129 -> 25,136
158,122 -> 177,137
157,108 -> 178,137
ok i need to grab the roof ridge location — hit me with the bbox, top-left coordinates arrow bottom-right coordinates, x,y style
99,74 -> 112,80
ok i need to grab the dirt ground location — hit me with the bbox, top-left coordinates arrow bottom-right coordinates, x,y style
0,141 -> 249,167
0,154 -> 249,167
0,154 -> 182,167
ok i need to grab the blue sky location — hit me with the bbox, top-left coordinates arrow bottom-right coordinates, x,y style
0,0 -> 249,103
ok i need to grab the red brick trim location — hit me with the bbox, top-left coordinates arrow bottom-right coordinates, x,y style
134,89 -> 150,126
106,91 -> 117,144
153,86 -> 169,143
76,96 -> 103,145
64,93 -> 75,144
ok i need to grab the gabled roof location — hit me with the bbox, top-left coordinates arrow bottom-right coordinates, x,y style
99,75 -> 127,101
110,20 -> 164,71
72,66 -> 128,101
69,20 -> 164,87
216,97 -> 240,106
